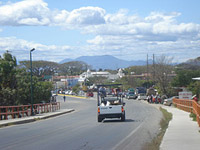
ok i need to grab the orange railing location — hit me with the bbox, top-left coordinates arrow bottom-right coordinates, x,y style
173,98 -> 200,126
0,102 -> 60,120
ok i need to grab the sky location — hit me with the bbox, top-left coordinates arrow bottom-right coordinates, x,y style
0,0 -> 200,63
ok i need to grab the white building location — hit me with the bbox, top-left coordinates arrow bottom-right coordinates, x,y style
79,69 -> 125,82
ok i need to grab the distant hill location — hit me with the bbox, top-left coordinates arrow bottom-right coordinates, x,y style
60,55 -> 150,70
177,57 -> 200,70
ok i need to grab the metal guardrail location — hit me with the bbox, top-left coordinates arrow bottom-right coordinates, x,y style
173,98 -> 200,127
0,102 -> 60,120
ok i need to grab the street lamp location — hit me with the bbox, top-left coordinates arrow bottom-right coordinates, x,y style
30,48 -> 35,116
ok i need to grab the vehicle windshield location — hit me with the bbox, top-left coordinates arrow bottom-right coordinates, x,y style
129,92 -> 134,94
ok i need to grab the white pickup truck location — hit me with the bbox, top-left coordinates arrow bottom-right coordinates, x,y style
97,84 -> 126,122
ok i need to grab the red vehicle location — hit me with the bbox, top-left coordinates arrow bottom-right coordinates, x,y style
87,91 -> 94,97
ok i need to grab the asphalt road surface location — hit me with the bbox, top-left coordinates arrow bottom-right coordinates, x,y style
0,96 -> 162,150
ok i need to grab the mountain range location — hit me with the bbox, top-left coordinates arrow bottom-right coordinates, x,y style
60,55 -> 152,70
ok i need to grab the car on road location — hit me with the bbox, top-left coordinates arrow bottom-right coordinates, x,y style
137,93 -> 147,100
97,84 -> 125,122
163,96 -> 178,106
126,91 -> 137,99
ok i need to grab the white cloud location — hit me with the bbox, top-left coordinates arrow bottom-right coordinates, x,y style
0,0 -> 200,62
0,0 -> 106,27
0,37 -> 75,62
66,7 -> 105,25
0,0 -> 199,42
145,12 -> 181,23
0,0 -> 50,26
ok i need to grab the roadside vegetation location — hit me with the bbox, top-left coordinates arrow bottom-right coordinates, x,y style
190,113 -> 197,121
143,107 -> 172,150
0,52 -> 52,106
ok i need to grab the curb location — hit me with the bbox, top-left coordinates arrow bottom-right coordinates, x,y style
0,109 -> 74,128
58,94 -> 87,99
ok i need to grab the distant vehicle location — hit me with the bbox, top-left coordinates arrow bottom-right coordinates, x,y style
65,90 -> 70,95
136,87 -> 147,100
136,87 -> 146,95
68,90 -> 75,95
126,91 -> 137,99
137,93 -> 147,100
119,92 -> 126,98
126,88 -> 137,99
97,84 -> 125,122
87,91 -> 94,97
163,96 -> 178,106
79,90 -> 85,96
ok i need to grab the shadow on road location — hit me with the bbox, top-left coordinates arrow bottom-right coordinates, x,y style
103,119 -> 135,123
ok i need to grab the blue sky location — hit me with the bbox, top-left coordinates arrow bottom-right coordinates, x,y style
0,0 -> 200,63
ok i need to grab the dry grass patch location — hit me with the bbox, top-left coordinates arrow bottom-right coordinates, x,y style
142,107 -> 172,150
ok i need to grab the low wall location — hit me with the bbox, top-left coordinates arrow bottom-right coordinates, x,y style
0,102 -> 60,120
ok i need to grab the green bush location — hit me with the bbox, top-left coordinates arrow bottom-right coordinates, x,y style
190,113 -> 197,121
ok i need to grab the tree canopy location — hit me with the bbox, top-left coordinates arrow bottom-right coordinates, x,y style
19,60 -> 59,77
0,52 -> 17,105
19,60 -> 90,76
0,52 -> 53,106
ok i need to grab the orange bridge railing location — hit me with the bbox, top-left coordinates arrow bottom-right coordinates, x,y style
173,98 -> 200,127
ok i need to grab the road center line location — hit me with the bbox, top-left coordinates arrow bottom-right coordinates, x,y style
111,121 -> 145,150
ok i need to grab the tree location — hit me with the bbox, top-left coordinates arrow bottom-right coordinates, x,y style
72,84 -> 80,95
13,68 -> 53,105
15,69 -> 31,105
34,81 -> 53,103
0,52 -> 53,105
153,55 -> 174,96
171,70 -> 200,87
59,61 -> 90,75
19,60 -> 59,77
188,81 -> 200,98
0,52 -> 17,105
125,66 -> 147,75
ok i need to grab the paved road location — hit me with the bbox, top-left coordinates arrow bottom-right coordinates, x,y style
0,96 -> 162,150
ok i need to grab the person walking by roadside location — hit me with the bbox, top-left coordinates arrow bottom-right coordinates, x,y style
63,96 -> 66,102
147,95 -> 150,103
150,95 -> 153,103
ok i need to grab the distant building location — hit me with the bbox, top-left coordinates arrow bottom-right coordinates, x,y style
79,69 -> 125,82
61,76 -> 79,88
49,69 -> 125,89
125,72 -> 176,80
52,75 -> 79,89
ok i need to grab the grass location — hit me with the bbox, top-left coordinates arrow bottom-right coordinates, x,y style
34,117 -> 41,121
189,113 -> 197,121
0,123 -> 14,128
142,107 -> 172,150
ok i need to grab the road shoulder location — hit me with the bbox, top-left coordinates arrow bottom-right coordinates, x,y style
0,109 -> 74,128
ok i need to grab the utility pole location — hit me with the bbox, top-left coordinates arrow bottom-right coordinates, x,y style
147,54 -> 149,87
153,54 -> 155,83
30,48 -> 35,116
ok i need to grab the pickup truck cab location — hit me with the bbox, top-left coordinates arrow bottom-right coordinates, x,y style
97,84 -> 125,122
